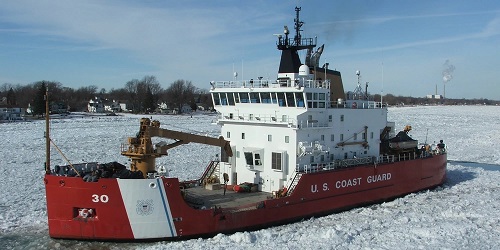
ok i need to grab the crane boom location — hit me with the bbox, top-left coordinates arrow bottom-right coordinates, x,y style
121,118 -> 232,177
148,127 -> 233,157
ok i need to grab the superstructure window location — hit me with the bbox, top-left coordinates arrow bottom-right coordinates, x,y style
254,154 -> 262,165
227,93 -> 235,105
261,92 -> 272,103
268,135 -> 272,142
239,93 -> 249,103
242,133 -> 245,139
271,93 -> 278,104
295,93 -> 305,107
340,115 -> 344,122
328,115 -> 332,122
272,152 -> 282,170
277,92 -> 286,107
286,92 -> 295,107
220,93 -> 228,105
250,92 -> 260,103
227,132 -> 230,138
331,134 -> 334,141
285,136 -> 289,143
244,152 -> 253,165
213,93 -> 220,106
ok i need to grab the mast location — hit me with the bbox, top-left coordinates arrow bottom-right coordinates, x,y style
45,87 -> 50,174
276,6 -> 316,74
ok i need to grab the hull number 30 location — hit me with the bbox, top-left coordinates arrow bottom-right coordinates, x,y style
92,194 -> 109,203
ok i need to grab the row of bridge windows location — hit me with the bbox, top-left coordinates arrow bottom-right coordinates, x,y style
212,92 -> 327,108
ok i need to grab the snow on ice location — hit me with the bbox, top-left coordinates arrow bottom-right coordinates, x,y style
0,106 -> 499,249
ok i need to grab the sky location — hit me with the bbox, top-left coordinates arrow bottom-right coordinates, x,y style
0,0 -> 499,100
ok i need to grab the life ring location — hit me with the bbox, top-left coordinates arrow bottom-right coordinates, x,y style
352,102 -> 357,109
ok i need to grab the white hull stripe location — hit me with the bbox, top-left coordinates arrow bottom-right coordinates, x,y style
117,179 -> 177,239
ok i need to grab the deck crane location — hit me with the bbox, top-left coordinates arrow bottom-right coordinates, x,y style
121,118 -> 233,178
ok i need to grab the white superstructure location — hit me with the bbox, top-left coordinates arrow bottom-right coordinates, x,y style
210,73 -> 388,193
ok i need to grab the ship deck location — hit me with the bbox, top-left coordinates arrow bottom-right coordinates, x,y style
183,185 -> 272,210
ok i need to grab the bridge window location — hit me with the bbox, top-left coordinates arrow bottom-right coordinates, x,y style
277,92 -> 286,107
234,92 -> 240,103
250,92 -> 260,103
220,93 -> 228,105
271,93 -> 278,104
213,93 -> 220,105
239,93 -> 249,103
227,93 -> 235,106
295,93 -> 305,107
286,92 -> 295,107
261,92 -> 272,103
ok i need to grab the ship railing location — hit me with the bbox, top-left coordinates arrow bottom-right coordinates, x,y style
329,100 -> 384,109
295,151 -> 438,175
218,113 -> 299,127
296,156 -> 375,173
218,113 -> 332,129
376,151 -> 428,164
211,79 -> 329,90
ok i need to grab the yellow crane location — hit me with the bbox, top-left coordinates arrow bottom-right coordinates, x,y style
121,118 -> 233,178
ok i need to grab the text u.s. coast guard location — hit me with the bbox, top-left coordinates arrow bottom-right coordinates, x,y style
310,173 -> 392,193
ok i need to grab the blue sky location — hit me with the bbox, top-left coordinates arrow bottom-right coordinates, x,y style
1,0 -> 499,100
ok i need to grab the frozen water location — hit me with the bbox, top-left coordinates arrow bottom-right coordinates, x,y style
0,106 -> 499,249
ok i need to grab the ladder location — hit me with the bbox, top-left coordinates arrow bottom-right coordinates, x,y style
286,172 -> 303,195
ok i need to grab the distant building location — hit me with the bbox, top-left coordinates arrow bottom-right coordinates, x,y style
88,97 -> 122,113
0,107 -> 24,121
180,104 -> 192,114
88,97 -> 105,113
426,95 -> 443,99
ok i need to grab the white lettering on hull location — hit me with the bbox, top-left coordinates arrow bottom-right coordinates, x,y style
309,172 -> 392,193
367,173 -> 392,183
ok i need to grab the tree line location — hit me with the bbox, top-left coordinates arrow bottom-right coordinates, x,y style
0,76 -> 213,115
1,76 -> 498,116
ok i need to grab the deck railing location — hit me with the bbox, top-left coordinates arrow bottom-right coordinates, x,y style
296,151 -> 445,174
211,79 -> 330,90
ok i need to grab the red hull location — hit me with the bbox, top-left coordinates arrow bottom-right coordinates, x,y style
45,154 -> 446,240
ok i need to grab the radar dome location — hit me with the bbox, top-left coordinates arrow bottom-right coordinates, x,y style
299,65 -> 310,76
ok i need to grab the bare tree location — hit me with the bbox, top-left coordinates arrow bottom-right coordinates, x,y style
165,79 -> 196,113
